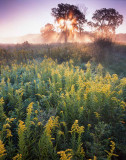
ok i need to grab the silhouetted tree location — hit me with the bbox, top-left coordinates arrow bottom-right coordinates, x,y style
51,3 -> 86,43
89,8 -> 123,38
41,23 -> 56,43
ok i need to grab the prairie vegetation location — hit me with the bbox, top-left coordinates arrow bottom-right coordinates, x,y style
0,41 -> 126,160
0,41 -> 126,75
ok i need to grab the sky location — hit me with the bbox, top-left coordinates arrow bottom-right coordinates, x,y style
0,0 -> 126,38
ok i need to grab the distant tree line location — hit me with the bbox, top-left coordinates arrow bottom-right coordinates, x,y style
41,3 -> 123,43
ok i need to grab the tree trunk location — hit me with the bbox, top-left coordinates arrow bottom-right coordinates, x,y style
64,31 -> 67,43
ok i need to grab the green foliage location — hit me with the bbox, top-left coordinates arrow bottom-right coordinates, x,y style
0,58 -> 126,159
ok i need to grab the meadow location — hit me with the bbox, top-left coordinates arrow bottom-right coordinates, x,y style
0,42 -> 126,160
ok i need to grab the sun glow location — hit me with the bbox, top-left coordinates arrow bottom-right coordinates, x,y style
55,17 -> 93,43
58,18 -> 76,32
66,20 -> 74,31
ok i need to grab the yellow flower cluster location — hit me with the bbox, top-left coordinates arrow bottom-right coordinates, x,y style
94,156 -> 97,160
111,74 -> 118,83
111,97 -> 119,103
120,78 -> 126,86
120,101 -> 126,110
105,141 -> 118,159
94,112 -> 101,119
57,149 -> 73,160
3,123 -> 11,128
0,97 -> 4,105
18,121 -> 26,135
86,62 -> 91,69
3,123 -> 12,138
70,120 -> 84,135
27,102 -> 34,116
57,130 -> 64,136
30,121 -> 35,125
35,110 -> 38,114
117,89 -> 123,95
37,73 -> 41,79
37,122 -> 42,126
13,153 -> 22,160
15,89 -> 24,96
88,124 -> 91,128
33,117 -> 38,121
80,146 -> 85,157
6,118 -> 16,123
45,116 -> 59,136
6,129 -> 12,138
0,140 -> 6,158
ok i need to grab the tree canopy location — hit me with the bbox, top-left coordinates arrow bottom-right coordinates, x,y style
40,23 -> 56,43
89,8 -> 123,37
51,3 -> 86,42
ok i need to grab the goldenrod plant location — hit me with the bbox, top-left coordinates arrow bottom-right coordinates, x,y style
17,120 -> 26,159
57,149 -> 73,160
105,140 -> 119,160
0,57 -> 126,159
0,140 -> 6,159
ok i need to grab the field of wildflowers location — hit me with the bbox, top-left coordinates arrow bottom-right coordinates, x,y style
0,57 -> 126,159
